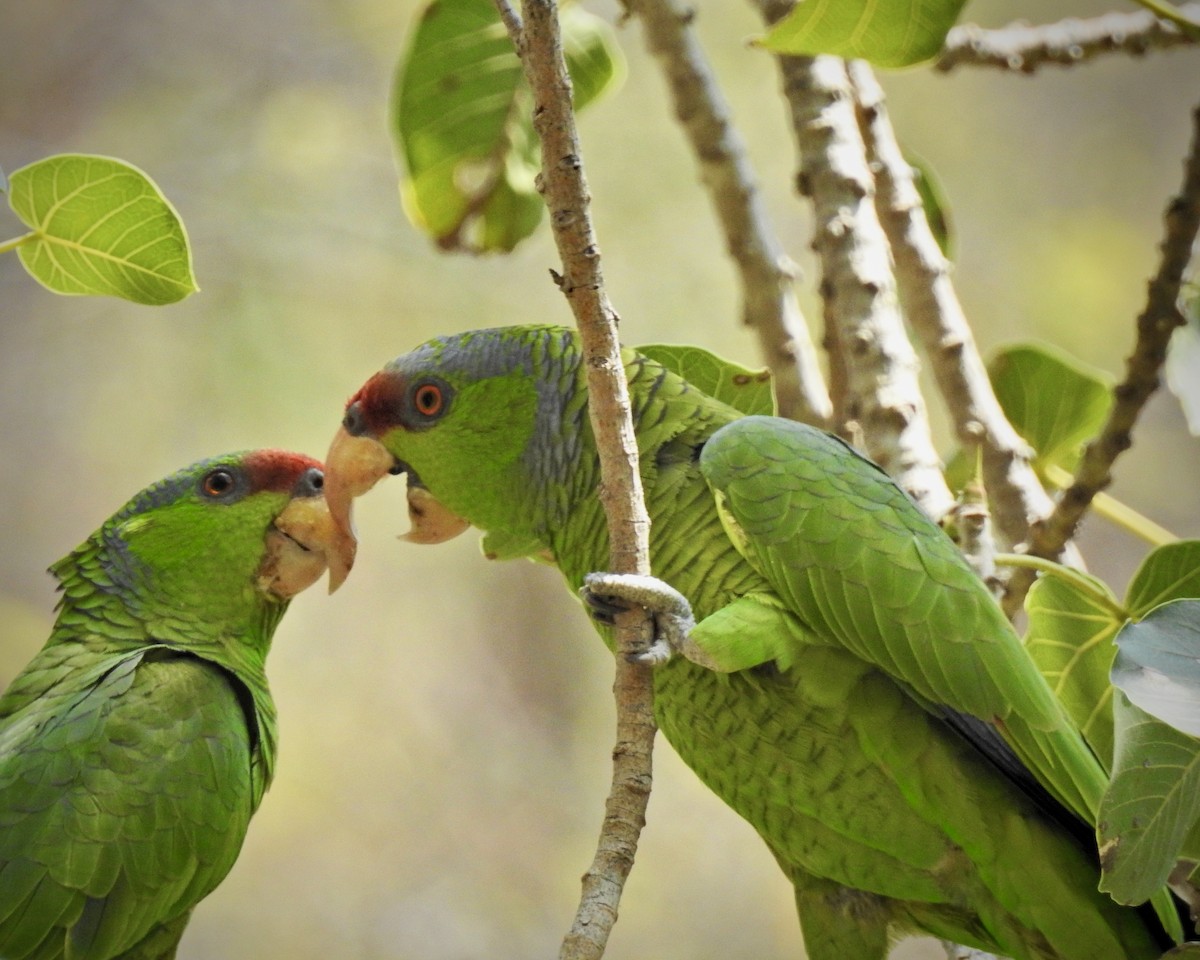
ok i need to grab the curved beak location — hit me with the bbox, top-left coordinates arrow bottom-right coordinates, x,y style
323,426 -> 397,592
259,496 -> 340,598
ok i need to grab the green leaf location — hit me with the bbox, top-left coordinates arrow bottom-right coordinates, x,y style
1099,691 -> 1200,904
1024,567 -> 1123,767
391,0 -> 622,253
908,152 -> 953,259
1127,540 -> 1200,616
6,154 -> 197,305
759,0 -> 969,68
1112,600 -> 1200,738
638,343 -> 776,416
989,343 -> 1112,474
0,164 -> 8,195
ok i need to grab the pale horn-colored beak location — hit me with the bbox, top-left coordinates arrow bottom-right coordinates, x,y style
323,426 -> 396,592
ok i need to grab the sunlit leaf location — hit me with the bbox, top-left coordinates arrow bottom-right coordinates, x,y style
1099,691 -> 1200,904
989,343 -> 1111,474
1127,540 -> 1200,616
391,0 -> 622,253
639,343 -> 775,416
1113,600 -> 1200,737
759,0 -> 969,68
6,154 -> 196,305
1024,568 -> 1123,766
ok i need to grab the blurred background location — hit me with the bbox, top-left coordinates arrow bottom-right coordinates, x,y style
1,0 -> 1197,957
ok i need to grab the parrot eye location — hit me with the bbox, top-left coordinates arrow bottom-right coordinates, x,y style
200,468 -> 238,499
411,381 -> 446,419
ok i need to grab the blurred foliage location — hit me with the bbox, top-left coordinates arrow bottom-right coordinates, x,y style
761,0 -> 970,67
1,0 -> 1198,958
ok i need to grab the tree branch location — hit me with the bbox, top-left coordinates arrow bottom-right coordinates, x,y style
503,1 -> 658,957
846,60 -> 1057,551
619,0 -> 832,426
765,47 -> 955,520
936,5 -> 1200,74
1006,103 -> 1200,611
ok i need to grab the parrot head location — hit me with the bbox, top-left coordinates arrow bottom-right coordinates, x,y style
323,326 -> 580,586
57,450 -> 343,625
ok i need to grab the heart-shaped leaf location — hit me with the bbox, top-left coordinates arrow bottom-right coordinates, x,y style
6,154 -> 196,304
1024,568 -> 1124,767
760,0 -> 970,68
1099,690 -> 1200,904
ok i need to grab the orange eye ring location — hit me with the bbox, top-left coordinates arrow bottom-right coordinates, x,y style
413,383 -> 444,417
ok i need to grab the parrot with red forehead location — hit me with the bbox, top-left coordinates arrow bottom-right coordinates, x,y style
0,450 -> 339,960
321,324 -> 1187,960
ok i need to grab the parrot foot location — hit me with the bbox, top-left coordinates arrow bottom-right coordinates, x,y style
581,573 -> 697,666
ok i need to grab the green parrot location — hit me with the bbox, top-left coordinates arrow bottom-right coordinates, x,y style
322,325 -> 1181,960
0,450 -> 340,960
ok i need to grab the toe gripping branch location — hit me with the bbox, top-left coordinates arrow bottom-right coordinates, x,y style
581,573 -> 697,666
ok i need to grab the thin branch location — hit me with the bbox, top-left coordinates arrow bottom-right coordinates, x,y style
1006,103 -> 1200,611
506,1 -> 658,958
936,5 -> 1200,74
846,60 -> 1057,552
619,0 -> 832,426
766,48 -> 955,520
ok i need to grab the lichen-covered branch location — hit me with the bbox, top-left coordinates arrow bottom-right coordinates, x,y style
936,5 -> 1200,74
1007,103 -> 1200,610
502,1 -> 658,957
766,48 -> 955,520
619,0 -> 831,426
847,61 -> 1055,551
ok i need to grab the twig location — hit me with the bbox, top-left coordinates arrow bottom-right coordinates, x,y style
1006,103 -> 1200,612
767,49 -> 955,520
936,5 -> 1200,74
503,1 -> 658,957
846,60 -> 1057,552
619,0 -> 832,426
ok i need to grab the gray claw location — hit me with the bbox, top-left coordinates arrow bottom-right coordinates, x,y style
581,572 -> 696,665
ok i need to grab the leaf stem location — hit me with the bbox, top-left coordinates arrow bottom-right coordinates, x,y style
1131,0 -> 1200,37
1044,463 -> 1178,547
996,553 -> 1132,620
0,232 -> 35,255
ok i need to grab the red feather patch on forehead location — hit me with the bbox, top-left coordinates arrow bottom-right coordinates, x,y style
243,449 -> 323,493
347,370 -> 407,434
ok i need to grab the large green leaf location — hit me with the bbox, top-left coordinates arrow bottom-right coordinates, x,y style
391,0 -> 621,253
638,343 -> 776,416
1023,569 -> 1123,767
989,343 -> 1112,474
1096,542 -> 1200,901
1099,691 -> 1200,904
1127,540 -> 1200,616
759,0 -> 969,68
6,154 -> 196,304
945,343 -> 1111,493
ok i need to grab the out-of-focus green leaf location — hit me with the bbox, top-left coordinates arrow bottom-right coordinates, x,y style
0,164 -> 8,195
908,152 -> 953,259
1099,691 -> 1200,904
1024,568 -> 1123,767
6,154 -> 196,304
1166,289 -> 1200,435
759,0 -> 969,68
989,343 -> 1112,474
945,343 -> 1111,494
1112,600 -> 1200,738
391,0 -> 622,253
639,343 -> 775,416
